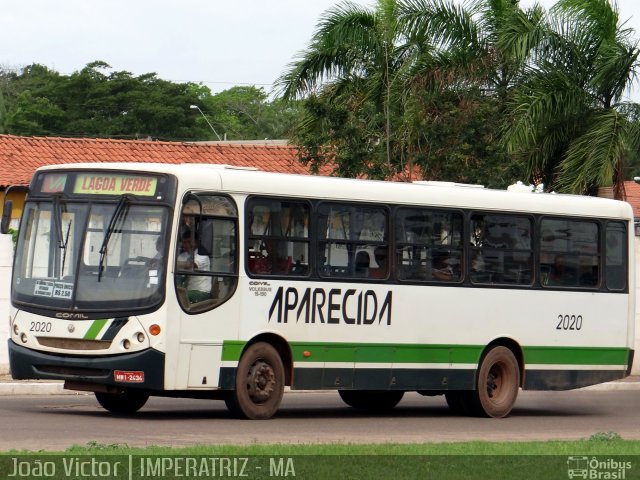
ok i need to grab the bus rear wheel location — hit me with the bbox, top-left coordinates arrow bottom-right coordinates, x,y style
468,346 -> 520,418
225,342 -> 284,420
338,390 -> 404,411
95,390 -> 149,414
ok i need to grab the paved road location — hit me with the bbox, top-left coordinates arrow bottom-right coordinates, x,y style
0,389 -> 639,451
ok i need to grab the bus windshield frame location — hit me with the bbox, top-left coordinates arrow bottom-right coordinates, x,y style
11,170 -> 177,317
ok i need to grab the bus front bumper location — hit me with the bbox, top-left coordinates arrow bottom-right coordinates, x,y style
8,340 -> 165,391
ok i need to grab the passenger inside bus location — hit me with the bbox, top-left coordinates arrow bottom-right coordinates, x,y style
431,251 -> 456,281
177,229 -> 212,303
370,247 -> 388,279
545,254 -> 578,287
149,237 -> 163,268
354,251 -> 371,277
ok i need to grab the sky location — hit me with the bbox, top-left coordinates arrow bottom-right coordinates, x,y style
0,0 -> 639,96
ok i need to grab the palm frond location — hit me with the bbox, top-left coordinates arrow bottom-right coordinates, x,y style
275,1 -> 379,99
556,108 -> 629,193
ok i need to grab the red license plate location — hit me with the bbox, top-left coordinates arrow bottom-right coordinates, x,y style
114,370 -> 145,383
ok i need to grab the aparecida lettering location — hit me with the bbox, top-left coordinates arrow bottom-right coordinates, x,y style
268,286 -> 392,325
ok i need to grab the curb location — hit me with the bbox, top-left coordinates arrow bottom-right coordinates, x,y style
579,381 -> 640,391
0,382 -> 71,395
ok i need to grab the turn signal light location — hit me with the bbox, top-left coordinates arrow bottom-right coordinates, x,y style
149,324 -> 161,336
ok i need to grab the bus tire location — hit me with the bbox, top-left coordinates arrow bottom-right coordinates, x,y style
95,390 -> 149,414
468,346 -> 520,418
225,342 -> 284,420
338,390 -> 404,410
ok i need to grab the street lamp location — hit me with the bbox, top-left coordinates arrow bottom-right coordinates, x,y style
189,105 -> 222,141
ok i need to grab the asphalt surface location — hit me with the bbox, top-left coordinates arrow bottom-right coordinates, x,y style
2,389 -> 640,450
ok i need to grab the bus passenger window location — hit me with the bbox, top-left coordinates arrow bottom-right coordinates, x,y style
176,194 -> 238,313
539,219 -> 599,289
470,214 -> 532,286
246,198 -> 310,277
605,222 -> 627,291
396,208 -> 463,283
317,202 -> 388,280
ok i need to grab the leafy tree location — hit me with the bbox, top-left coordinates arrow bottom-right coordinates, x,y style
290,86 -> 391,178
398,0 -> 546,104
398,86 -> 526,186
391,0 -> 542,184
503,0 -> 640,197
0,61 -> 299,142
204,86 -> 302,140
279,0 -> 537,185
1,64 -> 65,135
278,0 -> 411,177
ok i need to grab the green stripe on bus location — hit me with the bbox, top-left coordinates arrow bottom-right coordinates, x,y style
220,340 -> 629,366
522,346 -> 629,365
289,342 -> 483,364
83,319 -> 108,340
221,341 -> 247,361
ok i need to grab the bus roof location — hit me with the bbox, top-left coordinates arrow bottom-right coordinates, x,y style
35,162 -> 633,220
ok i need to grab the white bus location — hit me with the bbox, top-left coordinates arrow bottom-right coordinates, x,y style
6,163 -> 635,419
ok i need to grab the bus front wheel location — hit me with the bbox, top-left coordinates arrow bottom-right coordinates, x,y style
468,346 -> 520,418
225,342 -> 285,420
95,390 -> 149,414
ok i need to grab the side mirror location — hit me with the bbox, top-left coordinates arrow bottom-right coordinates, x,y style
1,200 -> 12,234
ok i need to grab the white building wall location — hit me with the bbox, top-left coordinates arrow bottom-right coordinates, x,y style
634,237 -> 640,375
0,234 -> 12,374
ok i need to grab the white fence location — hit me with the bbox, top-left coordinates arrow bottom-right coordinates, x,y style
0,234 -> 12,373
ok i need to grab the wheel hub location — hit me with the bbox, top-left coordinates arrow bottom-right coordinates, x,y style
486,366 -> 502,398
247,361 -> 275,403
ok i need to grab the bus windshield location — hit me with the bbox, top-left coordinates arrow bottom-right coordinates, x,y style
13,199 -> 170,312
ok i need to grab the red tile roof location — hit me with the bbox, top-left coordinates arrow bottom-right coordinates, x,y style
0,134 -> 332,187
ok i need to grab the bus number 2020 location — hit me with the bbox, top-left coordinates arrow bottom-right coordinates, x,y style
556,314 -> 582,331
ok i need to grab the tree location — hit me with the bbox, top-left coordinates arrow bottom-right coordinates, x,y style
1,61 -> 208,140
279,0 -> 539,185
397,0 -> 546,106
204,86 -> 302,140
398,86 -> 526,186
0,62 -> 301,142
277,0 -> 410,177
503,0 -> 640,197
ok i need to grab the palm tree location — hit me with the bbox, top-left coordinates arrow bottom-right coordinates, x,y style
397,0 -> 546,106
276,0 -> 409,175
391,0 -> 544,184
503,0 -> 640,198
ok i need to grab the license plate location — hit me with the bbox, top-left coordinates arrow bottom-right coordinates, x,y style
114,370 -> 144,383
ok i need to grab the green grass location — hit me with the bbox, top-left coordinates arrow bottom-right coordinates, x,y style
4,432 -> 638,455
2,436 -> 639,480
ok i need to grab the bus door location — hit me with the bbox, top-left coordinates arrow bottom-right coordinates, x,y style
173,193 -> 239,389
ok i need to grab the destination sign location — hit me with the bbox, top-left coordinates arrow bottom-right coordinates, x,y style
40,174 -> 68,193
73,174 -> 158,196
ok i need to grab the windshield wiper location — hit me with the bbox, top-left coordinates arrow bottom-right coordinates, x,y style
52,193 -> 71,278
52,193 -> 66,249
98,195 -> 133,282
60,219 -> 72,278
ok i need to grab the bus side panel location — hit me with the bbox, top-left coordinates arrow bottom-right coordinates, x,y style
234,279 -> 631,393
